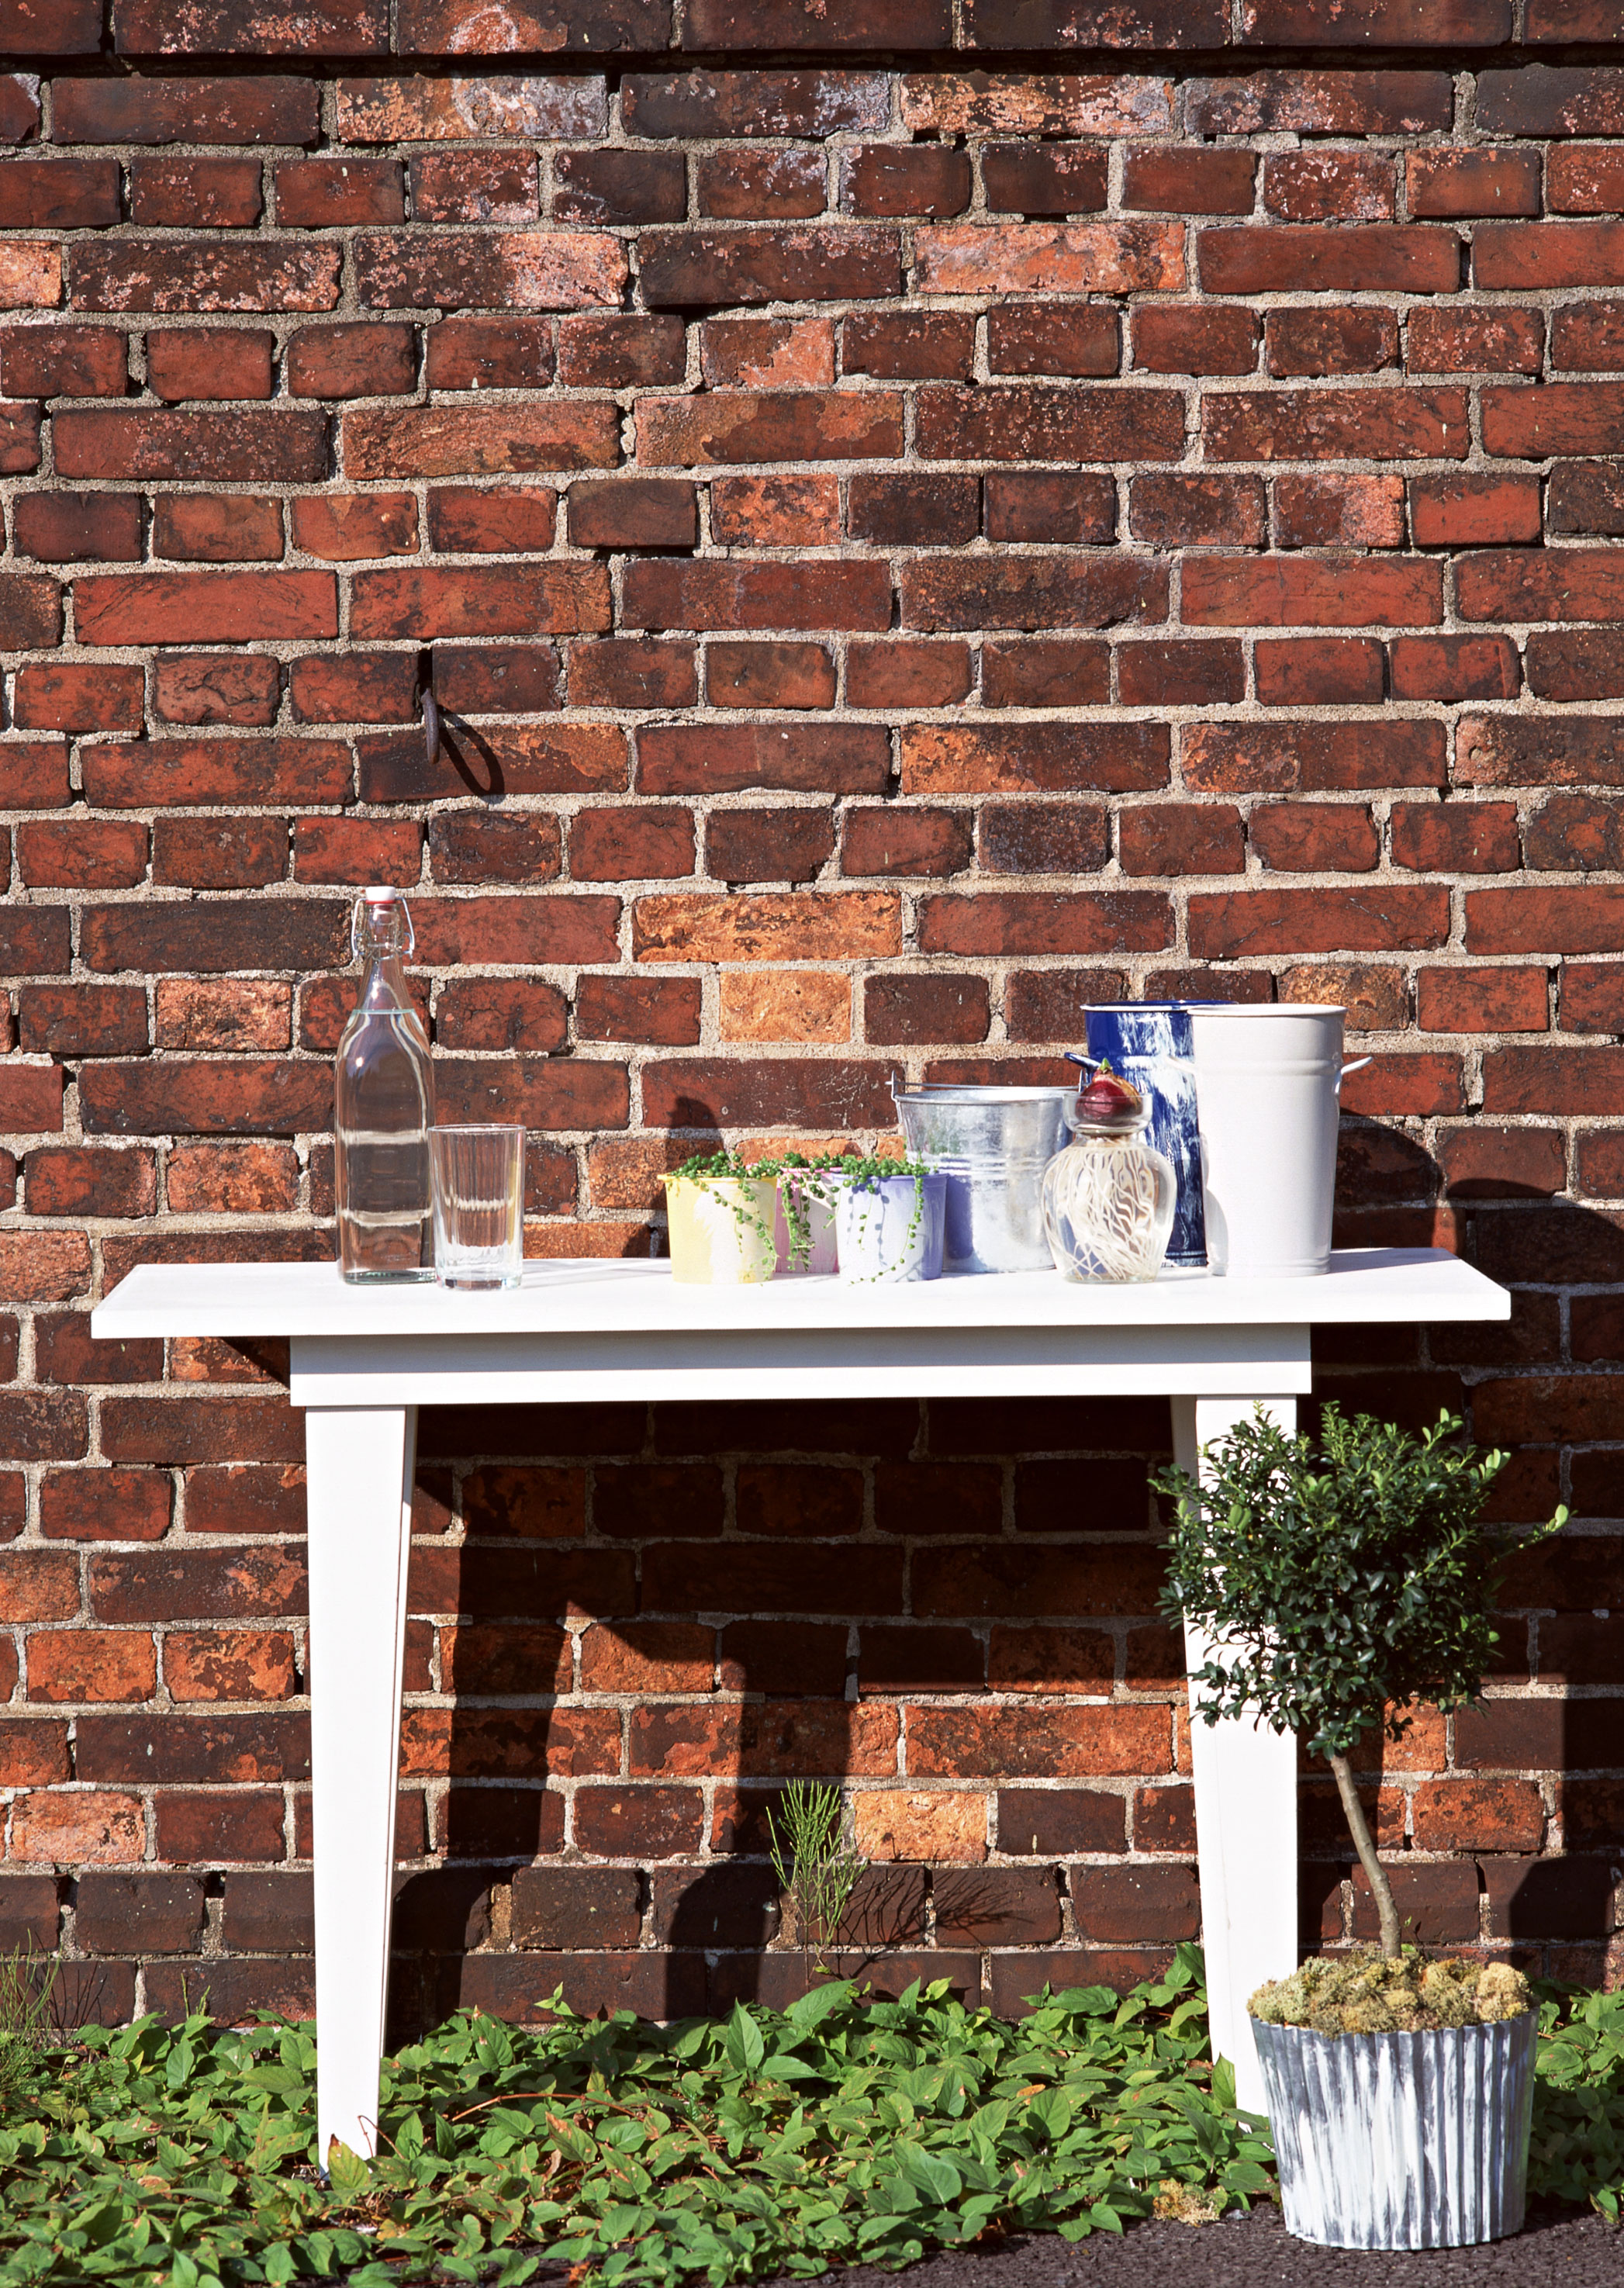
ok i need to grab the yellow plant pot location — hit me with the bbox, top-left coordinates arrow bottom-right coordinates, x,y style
664,1176 -> 779,1284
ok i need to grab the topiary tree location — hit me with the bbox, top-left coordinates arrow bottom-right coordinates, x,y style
1156,1405 -> 1565,1963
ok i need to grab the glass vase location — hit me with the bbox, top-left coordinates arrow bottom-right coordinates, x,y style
1042,1117 -> 1176,1284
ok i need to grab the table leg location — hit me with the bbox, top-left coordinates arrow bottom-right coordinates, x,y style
1170,1393 -> 1299,2120
305,1402 -> 417,2165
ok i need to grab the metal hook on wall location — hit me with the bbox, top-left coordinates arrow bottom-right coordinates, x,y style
423,685 -> 441,772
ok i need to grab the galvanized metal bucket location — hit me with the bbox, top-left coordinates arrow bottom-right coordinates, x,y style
1253,2011 -> 1537,2249
892,1084 -> 1077,1274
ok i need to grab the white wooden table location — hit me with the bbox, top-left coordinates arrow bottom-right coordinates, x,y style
94,1246 -> 1508,2155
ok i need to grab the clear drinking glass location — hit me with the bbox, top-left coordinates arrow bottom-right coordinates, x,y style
429,1125 -> 524,1291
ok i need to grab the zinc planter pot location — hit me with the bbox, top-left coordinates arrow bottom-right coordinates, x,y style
664,1176 -> 778,1285
831,1172 -> 945,1283
1253,2011 -> 1537,2250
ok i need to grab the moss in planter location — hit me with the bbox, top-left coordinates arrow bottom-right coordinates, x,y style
1250,1948 -> 1531,2037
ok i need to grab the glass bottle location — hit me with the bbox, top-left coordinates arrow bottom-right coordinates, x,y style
335,887 -> 434,1283
1042,1066 -> 1176,1284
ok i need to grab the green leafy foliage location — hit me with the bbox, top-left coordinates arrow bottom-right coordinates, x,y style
1530,1984 -> 1624,2218
1156,1405 -> 1565,1761
0,1948 -> 1279,2285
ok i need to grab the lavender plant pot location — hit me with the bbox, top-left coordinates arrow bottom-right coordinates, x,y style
1253,2010 -> 1536,2249
832,1173 -> 945,1284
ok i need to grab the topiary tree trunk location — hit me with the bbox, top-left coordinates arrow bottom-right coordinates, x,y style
1328,1751 -> 1400,1961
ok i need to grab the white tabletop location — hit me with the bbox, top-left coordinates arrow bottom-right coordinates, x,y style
94,1246 -> 1510,1343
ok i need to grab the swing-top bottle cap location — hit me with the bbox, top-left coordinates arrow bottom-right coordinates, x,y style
364,884 -> 398,904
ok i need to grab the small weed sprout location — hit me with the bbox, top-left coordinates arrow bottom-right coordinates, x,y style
765,1782 -> 866,1971
0,1938 -> 60,2102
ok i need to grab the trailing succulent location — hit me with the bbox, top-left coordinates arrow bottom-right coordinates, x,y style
1249,1948 -> 1532,2038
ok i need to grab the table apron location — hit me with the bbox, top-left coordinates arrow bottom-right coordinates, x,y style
288,1322 -> 1313,1407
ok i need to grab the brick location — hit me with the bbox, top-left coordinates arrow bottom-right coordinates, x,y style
1408,150 -> 1541,218
1129,473 -> 1266,548
697,148 -> 825,221
1252,801 -> 1380,872
1256,637 -> 1384,707
626,70 -> 887,139
154,493 -> 284,563
844,474 -> 975,551
167,1142 -> 298,1211
1485,381 -> 1624,460
13,493 -> 141,562
27,1145 -> 154,1216
290,652 -> 416,724
13,662 -> 143,735
571,807 -> 693,881
288,320 -> 412,400
130,156 -> 262,230
144,330 -> 275,403
639,226 -> 899,306
59,406 -> 319,480
1187,71 -> 1450,137
707,641 -> 834,712
1119,804 -> 1245,877
354,228 -> 620,310
900,73 -> 1173,137
986,304 -> 1119,378
1393,801 -> 1520,873
358,725 -> 622,805
10,1792 -> 143,1867
302,815 -> 421,886
1124,147 -> 1255,214
841,808 -> 971,880
19,817 -> 147,887
1201,225 -> 1458,297
845,145 -> 969,220
842,312 -> 975,382
18,989 -> 145,1059
686,0 -> 949,39
292,494 -> 417,562
983,639 -> 1108,708
0,398 -> 39,472
274,156 -> 403,226
624,560 -> 889,634
555,149 -> 685,226
0,324 -> 125,399
345,403 -> 618,479
901,721 -> 1167,797
76,571 -> 336,646
917,382 -> 1184,464
1188,886 -> 1449,959
918,893 -> 1169,959
1266,306 -> 1398,378
711,475 -> 840,548
917,220 -> 1181,298
901,556 -> 1164,634
1529,631 -> 1624,702
1117,640 -> 1244,707
350,564 -> 608,641
1459,548 -> 1624,624
1273,474 -> 1405,549
1418,967 -> 1547,1033
0,74 -> 36,139
85,734 -> 348,810
0,575 -> 57,646
640,392 -> 900,468
1408,306 -> 1543,374
978,802 -> 1108,875
718,971 -> 847,1041
1265,150 -> 1395,222
1477,223 -> 1624,293
573,1788 -> 703,1858
1204,387 -> 1467,461
569,639 -> 693,711
410,148 -> 538,223
28,1630 -> 156,1705
1410,475 -> 1542,547
54,77 -> 318,145
556,313 -> 684,389
72,242 -> 339,315
1184,555 -> 1439,629
863,973 -> 989,1045
338,73 -> 602,143
848,641 -> 971,709
430,486 -> 558,555
1132,306 -> 1256,376
701,317 -> 834,389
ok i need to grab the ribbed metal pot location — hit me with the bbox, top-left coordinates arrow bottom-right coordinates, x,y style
1253,2010 -> 1537,2249
892,1084 -> 1077,1274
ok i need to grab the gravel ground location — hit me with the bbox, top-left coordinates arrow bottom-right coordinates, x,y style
767,2202 -> 1623,2288
330,2198 -> 1621,2286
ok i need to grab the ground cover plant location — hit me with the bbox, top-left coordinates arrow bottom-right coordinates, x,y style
0,1956 -> 1619,2286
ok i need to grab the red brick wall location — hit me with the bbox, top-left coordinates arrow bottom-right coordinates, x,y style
0,0 -> 1618,2025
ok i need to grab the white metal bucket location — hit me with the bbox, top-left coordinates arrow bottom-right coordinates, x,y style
1253,2012 -> 1537,2249
1188,1005 -> 1347,1278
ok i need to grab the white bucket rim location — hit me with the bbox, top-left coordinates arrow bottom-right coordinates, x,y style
1190,1003 -> 1346,1020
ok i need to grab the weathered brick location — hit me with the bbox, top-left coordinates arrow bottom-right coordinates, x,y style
354,227 -> 621,309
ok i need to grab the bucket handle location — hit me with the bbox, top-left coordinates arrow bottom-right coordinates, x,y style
1337,1057 -> 1373,1093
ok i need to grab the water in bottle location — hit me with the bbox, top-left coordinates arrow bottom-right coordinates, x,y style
335,887 -> 434,1282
